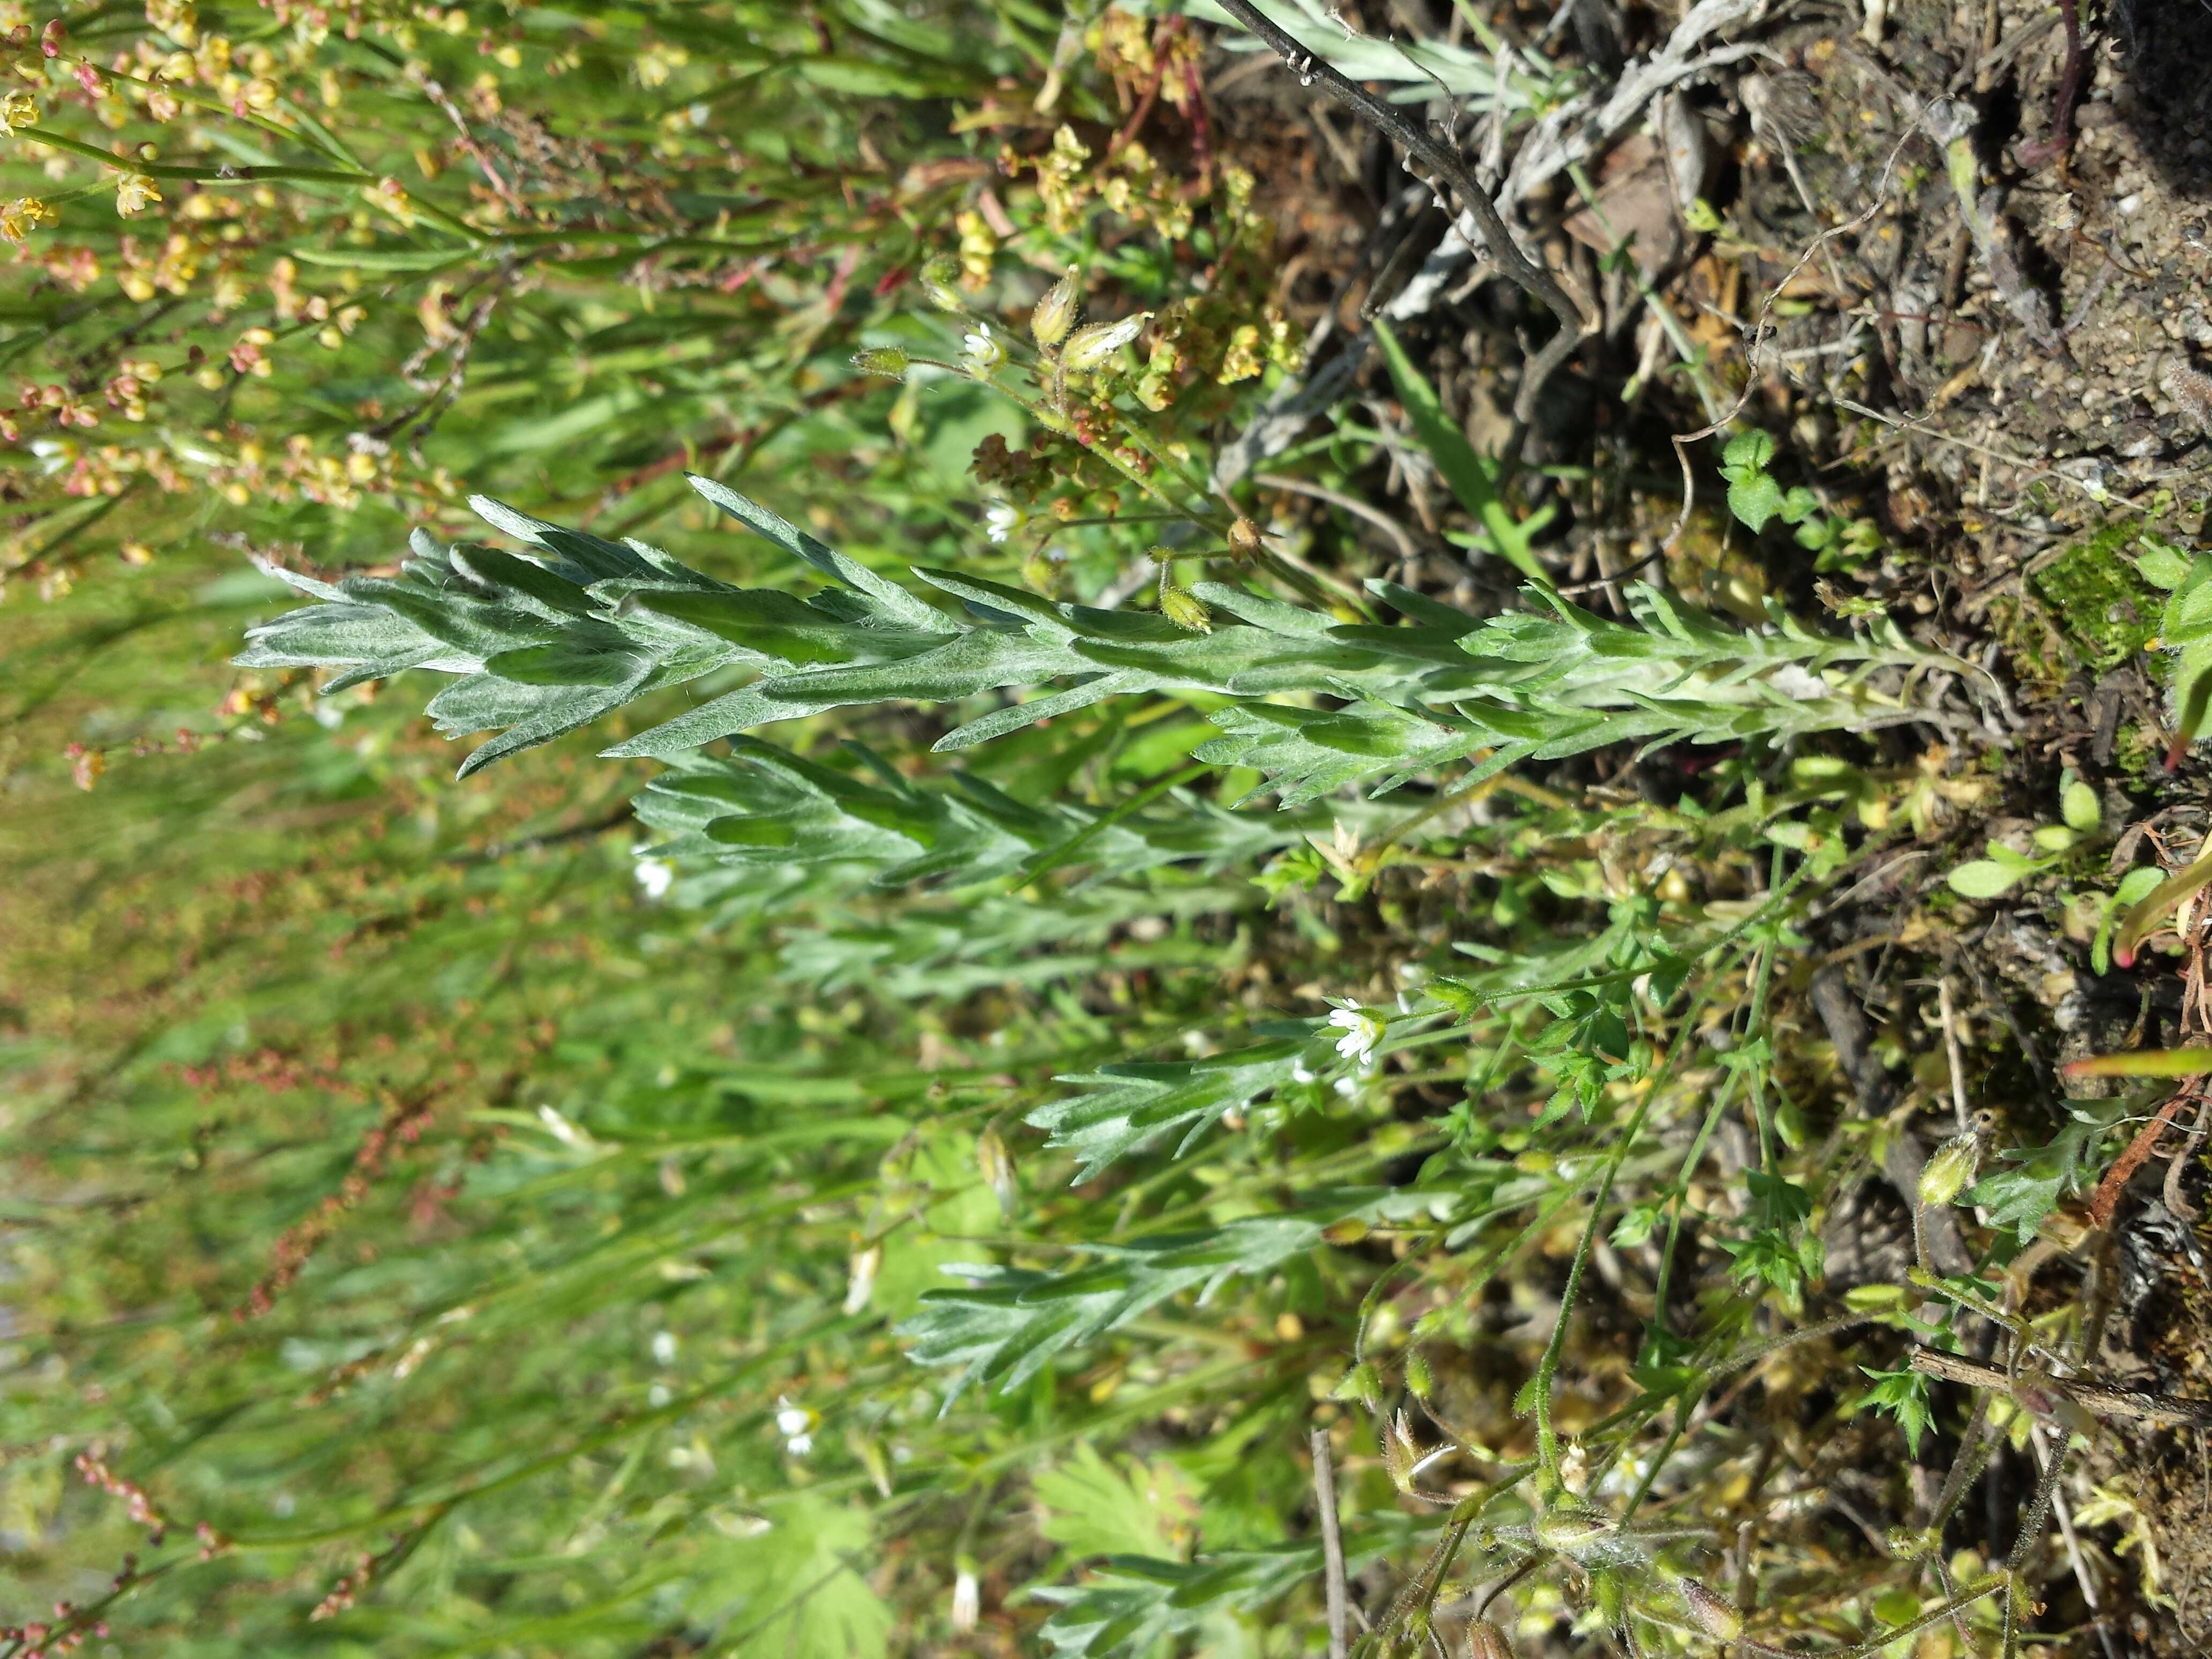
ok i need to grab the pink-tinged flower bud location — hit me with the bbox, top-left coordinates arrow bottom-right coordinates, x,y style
1031,268 -> 1080,349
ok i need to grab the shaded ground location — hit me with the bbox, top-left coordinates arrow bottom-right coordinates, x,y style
1199,0 -> 2212,1648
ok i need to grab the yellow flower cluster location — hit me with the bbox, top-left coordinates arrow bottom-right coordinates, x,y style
1016,127 -> 1197,244
0,193 -> 53,243
115,230 -> 201,301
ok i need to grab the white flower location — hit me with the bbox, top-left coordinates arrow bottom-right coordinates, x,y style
962,320 -> 1004,372
1291,1060 -> 1316,1085
983,501 -> 1026,543
951,1565 -> 981,1632
651,1331 -> 677,1365
633,856 -> 673,899
776,1395 -> 816,1457
1327,1004 -> 1386,1064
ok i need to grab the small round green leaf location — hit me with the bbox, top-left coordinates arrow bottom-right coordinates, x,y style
1947,860 -> 2023,899
2060,779 -> 2101,835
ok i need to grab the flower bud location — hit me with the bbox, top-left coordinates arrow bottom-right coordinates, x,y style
1031,267 -> 1080,349
1061,312 -> 1149,372
1677,1578 -> 1743,1642
842,1243 -> 881,1314
977,1126 -> 1017,1220
1404,1349 -> 1432,1400
1917,1132 -> 1981,1208
1159,584 -> 1210,633
1384,1410 -> 1421,1492
1227,517 -> 1264,559
919,255 -> 964,312
1330,1359 -> 1382,1411
1534,1498 -> 1614,1560
1468,1622 -> 1516,1659
951,1556 -> 980,1632
851,346 -> 909,379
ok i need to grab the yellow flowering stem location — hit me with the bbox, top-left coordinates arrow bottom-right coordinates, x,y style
14,129 -> 487,245
62,56 -> 365,174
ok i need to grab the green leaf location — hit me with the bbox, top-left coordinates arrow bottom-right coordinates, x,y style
687,1492 -> 893,1659
1034,1549 -> 1316,1659
1370,318 -> 1547,582
2060,778 -> 2102,835
2135,535 -> 2196,591
1725,471 -> 1785,533
1945,860 -> 2023,899
1967,1099 -> 2127,1243
1029,1039 -> 1312,1182
1855,1365 -> 1933,1455
1720,429 -> 1775,475
1034,1443 -> 1198,1563
899,1192 -> 1432,1400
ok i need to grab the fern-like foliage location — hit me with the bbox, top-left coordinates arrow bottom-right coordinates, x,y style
898,1190 -> 1439,1400
239,475 -> 1955,804
1029,1035 -> 1311,1182
1033,1548 -> 1324,1658
636,739 -> 1306,892
1030,1507 -> 1440,1659
772,883 -> 1262,999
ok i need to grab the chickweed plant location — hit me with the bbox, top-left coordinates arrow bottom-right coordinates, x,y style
3,4 -> 2183,1658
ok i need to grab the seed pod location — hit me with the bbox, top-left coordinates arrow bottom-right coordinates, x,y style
1534,1500 -> 1613,1558
851,347 -> 909,379
1061,312 -> 1149,372
1227,517 -> 1264,558
1917,1132 -> 1982,1208
1678,1578 -> 1743,1642
1468,1621 -> 1515,1659
1159,584 -> 1211,633
1032,267 -> 1080,349
1404,1349 -> 1433,1400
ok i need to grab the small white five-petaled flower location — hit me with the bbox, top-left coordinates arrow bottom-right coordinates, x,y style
962,320 -> 1004,372
775,1395 -> 816,1458
983,501 -> 1026,543
1327,1004 -> 1386,1064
